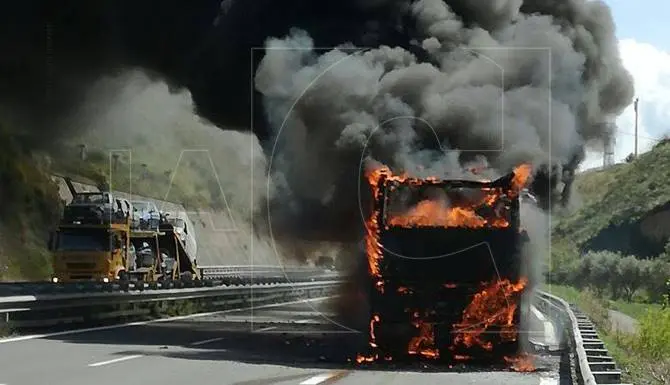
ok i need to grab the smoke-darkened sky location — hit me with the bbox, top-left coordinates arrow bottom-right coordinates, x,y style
252,0 -> 635,240
0,0 -> 417,142
0,0 -> 635,242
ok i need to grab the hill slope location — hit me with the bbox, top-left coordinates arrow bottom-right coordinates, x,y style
0,131 -> 61,280
554,140 -> 670,257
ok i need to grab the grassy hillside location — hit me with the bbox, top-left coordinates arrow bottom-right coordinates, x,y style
0,130 -> 62,280
554,140 -> 670,251
48,142 -> 219,211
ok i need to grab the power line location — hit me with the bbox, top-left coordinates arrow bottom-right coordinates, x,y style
614,129 -> 666,143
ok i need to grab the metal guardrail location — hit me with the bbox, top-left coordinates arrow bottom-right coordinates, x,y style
0,266 -> 339,297
198,265 -> 328,273
0,280 -> 342,330
536,291 -> 630,385
199,265 -> 334,278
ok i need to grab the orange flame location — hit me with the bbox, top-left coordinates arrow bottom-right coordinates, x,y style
407,310 -> 440,359
388,200 -> 494,228
367,163 -> 533,231
361,163 -> 532,363
355,313 -> 381,364
364,167 -> 389,280
451,278 -> 528,351
511,164 -> 533,197
369,313 -> 381,348
397,286 -> 411,294
355,353 -> 378,364
364,163 -> 531,282
504,354 -> 536,372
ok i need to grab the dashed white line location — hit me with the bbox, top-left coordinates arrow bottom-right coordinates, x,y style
255,326 -> 277,332
294,319 -> 313,324
299,372 -> 339,385
88,355 -> 143,367
539,376 -> 559,385
189,337 -> 224,346
0,296 -> 335,344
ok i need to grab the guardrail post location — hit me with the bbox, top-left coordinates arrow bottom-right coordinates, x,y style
0,312 -> 9,337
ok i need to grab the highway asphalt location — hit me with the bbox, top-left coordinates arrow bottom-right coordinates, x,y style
0,297 -> 568,385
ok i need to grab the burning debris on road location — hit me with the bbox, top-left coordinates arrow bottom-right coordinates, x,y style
356,163 -> 534,368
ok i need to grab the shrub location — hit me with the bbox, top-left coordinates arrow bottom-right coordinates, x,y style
618,255 -> 646,302
633,309 -> 670,359
585,251 -> 621,297
579,288 -> 611,331
644,260 -> 670,303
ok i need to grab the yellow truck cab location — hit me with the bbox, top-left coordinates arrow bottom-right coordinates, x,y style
49,222 -> 131,283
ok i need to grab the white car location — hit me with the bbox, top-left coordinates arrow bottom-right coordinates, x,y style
132,200 -> 161,230
166,212 -> 197,259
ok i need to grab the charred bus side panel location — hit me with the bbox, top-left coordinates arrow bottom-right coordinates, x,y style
364,170 -> 529,361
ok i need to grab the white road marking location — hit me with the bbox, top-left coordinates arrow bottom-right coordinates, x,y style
255,326 -> 277,332
299,372 -> 339,385
189,337 -> 224,346
539,376 -> 559,385
0,296 -> 334,344
294,319 -> 313,324
88,354 -> 143,367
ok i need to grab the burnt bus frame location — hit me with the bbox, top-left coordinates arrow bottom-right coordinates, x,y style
376,171 -> 521,231
366,170 -> 525,360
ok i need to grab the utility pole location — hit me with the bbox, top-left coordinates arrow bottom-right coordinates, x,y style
603,124 -> 615,168
634,97 -> 640,157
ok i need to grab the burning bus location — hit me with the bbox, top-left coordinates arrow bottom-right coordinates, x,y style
359,164 -> 532,363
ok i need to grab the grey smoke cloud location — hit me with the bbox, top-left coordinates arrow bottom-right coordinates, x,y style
254,0 -> 634,243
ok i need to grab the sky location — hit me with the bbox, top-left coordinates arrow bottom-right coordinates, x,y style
581,0 -> 670,170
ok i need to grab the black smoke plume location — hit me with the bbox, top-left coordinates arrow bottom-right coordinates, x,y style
255,0 -> 635,242
0,0 -> 413,144
1,1 -> 633,242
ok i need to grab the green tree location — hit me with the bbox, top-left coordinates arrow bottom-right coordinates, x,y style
604,252 -> 624,299
571,254 -> 594,290
618,255 -> 645,302
644,260 -> 670,304
588,251 -> 617,297
659,240 -> 670,263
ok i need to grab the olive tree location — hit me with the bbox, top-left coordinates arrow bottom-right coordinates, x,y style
617,255 -> 646,302
587,251 -> 619,297
644,259 -> 670,303
571,254 -> 594,290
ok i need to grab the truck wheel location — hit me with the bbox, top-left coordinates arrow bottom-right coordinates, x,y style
117,270 -> 129,282
181,271 -> 193,282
